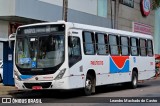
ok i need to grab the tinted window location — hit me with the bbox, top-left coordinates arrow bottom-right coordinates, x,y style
130,38 -> 139,56
109,34 -> 119,55
120,36 -> 129,56
83,31 -> 95,55
139,39 -> 147,56
96,33 -> 108,55
147,40 -> 153,56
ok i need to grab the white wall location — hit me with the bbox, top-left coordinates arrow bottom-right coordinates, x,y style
0,21 -> 9,60
0,0 -> 15,16
0,21 -> 9,38
39,0 -> 98,15
0,0 -> 15,59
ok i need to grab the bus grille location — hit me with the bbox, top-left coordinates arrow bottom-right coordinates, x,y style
23,82 -> 52,89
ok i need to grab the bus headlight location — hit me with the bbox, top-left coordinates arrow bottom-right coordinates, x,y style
54,68 -> 66,80
14,71 -> 21,81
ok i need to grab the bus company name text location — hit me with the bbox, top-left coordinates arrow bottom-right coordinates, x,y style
90,61 -> 103,65
2,98 -> 42,104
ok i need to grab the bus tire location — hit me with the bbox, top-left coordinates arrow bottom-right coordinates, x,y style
84,74 -> 94,96
130,71 -> 138,89
0,75 -> 2,83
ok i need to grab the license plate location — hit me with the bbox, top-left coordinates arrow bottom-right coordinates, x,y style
32,86 -> 42,90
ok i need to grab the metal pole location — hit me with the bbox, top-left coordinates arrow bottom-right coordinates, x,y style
114,0 -> 116,29
62,0 -> 68,22
110,0 -> 113,29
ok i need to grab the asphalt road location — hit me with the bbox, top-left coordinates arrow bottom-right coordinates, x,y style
1,77 -> 160,106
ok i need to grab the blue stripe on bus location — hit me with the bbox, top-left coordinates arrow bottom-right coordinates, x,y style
20,75 -> 34,80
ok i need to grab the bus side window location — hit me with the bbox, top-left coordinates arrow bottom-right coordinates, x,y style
108,34 -> 119,55
82,31 -> 95,55
95,33 -> 108,55
139,39 -> 147,56
147,40 -> 153,56
120,36 -> 129,56
68,36 -> 82,67
130,37 -> 139,56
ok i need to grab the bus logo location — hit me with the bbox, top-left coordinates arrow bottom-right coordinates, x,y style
35,77 -> 38,80
2,98 -> 11,103
110,56 -> 129,73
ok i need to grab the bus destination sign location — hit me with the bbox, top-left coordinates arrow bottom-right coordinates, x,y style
17,24 -> 65,34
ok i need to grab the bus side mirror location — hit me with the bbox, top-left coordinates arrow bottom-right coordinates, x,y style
9,33 -> 15,48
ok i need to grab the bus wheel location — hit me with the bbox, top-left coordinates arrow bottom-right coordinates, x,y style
130,71 -> 138,89
0,75 -> 2,83
84,74 -> 94,96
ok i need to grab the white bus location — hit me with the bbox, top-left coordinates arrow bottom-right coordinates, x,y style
14,21 -> 155,95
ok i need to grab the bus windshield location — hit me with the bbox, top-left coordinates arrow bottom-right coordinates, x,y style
15,35 -> 65,69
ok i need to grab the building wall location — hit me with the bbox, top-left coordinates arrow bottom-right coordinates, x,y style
15,0 -> 62,21
107,0 -> 155,35
0,0 -> 15,16
0,21 -> 9,59
39,0 -> 98,15
15,0 -> 110,27
154,8 -> 160,54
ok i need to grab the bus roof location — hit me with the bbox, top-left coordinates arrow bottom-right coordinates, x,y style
18,21 -> 153,39
70,23 -> 153,39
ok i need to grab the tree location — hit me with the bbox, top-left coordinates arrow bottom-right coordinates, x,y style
152,0 -> 160,10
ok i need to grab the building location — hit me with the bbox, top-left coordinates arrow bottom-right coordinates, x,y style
108,0 -> 159,55
108,0 -> 154,35
0,0 -> 158,59
0,0 -> 111,59
154,8 -> 160,55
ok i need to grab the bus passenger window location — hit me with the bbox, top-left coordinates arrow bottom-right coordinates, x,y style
120,36 -> 129,56
109,34 -> 119,55
68,36 -> 82,67
96,33 -> 108,55
130,38 -> 139,56
147,40 -> 153,56
83,31 -> 95,55
139,39 -> 147,56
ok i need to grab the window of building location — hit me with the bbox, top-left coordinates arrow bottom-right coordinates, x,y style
109,34 -> 119,55
139,39 -> 147,56
120,36 -> 129,55
68,36 -> 82,67
130,37 -> 139,56
83,31 -> 95,55
95,33 -> 108,55
120,0 -> 134,8
98,0 -> 107,17
147,40 -> 153,56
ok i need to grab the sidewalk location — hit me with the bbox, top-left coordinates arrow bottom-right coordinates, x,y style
0,83 -> 16,96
